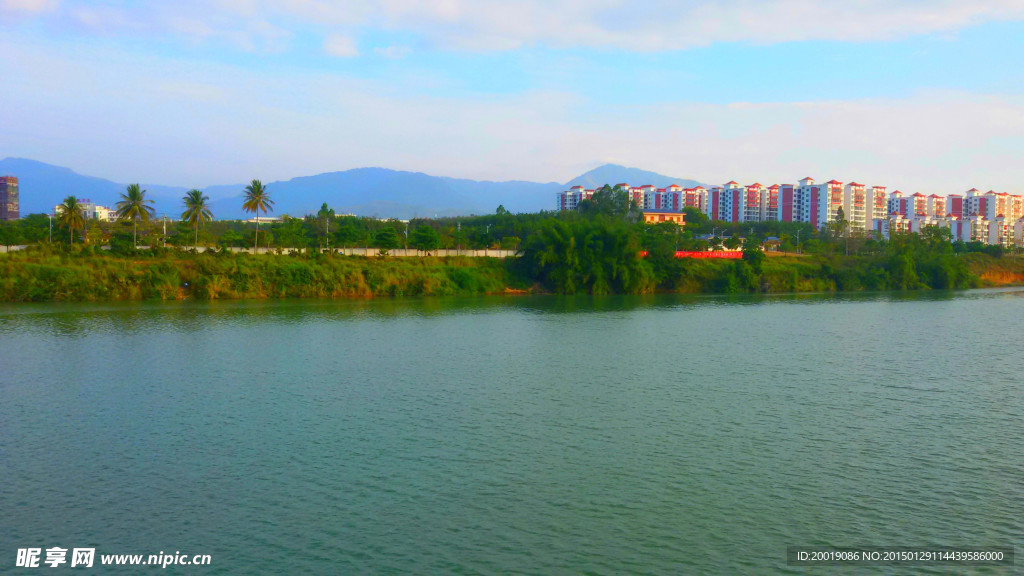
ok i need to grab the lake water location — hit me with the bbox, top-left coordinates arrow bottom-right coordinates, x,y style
2,290 -> 1022,574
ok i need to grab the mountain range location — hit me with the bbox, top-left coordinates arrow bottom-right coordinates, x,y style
0,157 -> 710,220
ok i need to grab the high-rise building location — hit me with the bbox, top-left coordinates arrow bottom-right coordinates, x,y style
0,176 -> 18,221
870,186 -> 888,226
795,177 -> 820,227
843,182 -> 868,230
816,180 -> 845,228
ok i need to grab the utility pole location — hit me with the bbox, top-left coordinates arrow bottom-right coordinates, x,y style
48,213 -> 52,244
162,216 -> 167,248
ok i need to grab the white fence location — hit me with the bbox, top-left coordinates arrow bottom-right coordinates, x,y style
0,245 -> 518,258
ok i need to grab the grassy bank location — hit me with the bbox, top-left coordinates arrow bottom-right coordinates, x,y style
0,247 -> 518,302
657,254 -> 998,294
963,252 -> 1024,286
2,246 -> 1020,303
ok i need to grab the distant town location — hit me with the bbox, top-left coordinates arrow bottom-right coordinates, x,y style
559,179 -> 1023,246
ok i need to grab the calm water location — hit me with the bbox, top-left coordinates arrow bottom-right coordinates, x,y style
1,291 -> 1022,574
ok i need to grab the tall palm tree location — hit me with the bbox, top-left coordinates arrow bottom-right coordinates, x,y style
242,179 -> 274,252
56,196 -> 85,245
181,189 -> 213,248
116,183 -> 155,248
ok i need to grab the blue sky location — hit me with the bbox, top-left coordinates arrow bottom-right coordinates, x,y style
2,0 -> 1024,193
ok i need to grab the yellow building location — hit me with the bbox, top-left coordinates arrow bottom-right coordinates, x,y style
642,211 -> 685,225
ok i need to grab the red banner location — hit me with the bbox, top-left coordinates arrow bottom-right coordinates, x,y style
675,251 -> 742,259
639,251 -> 743,259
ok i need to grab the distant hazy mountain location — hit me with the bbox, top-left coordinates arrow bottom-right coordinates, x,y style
203,168 -> 563,219
566,164 -> 709,190
0,158 -> 189,215
0,158 -> 707,219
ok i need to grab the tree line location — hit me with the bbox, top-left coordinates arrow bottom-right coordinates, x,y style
2,182 -> 1017,296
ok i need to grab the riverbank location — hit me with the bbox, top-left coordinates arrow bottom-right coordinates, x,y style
2,247 -> 1021,302
0,248 -> 518,301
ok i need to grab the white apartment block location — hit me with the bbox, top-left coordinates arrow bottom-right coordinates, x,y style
909,216 -> 950,235
557,185 -> 593,210
743,183 -> 766,223
1014,219 -> 1024,248
873,212 -> 911,239
795,178 -> 817,225
843,182 -> 869,231
816,180 -> 845,228
718,181 -> 745,222
685,187 -> 709,216
53,201 -> 117,222
950,214 -> 989,243
887,191 -> 906,216
871,186 -> 888,223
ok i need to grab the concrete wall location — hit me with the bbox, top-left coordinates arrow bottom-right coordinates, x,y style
0,244 -> 518,257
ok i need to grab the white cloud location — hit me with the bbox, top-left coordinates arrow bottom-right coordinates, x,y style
229,0 -> 1024,51
324,33 -> 358,57
3,32 -> 1023,193
9,0 -> 1024,52
1,0 -> 57,13
374,44 -> 411,59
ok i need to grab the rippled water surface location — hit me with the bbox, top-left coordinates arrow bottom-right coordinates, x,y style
2,290 -> 1022,574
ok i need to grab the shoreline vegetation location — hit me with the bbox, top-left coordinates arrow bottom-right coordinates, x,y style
1,244 -> 1021,303
2,183 -> 1023,302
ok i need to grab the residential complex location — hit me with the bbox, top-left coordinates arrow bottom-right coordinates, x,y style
52,199 -> 117,222
557,178 -> 1024,246
0,176 -> 18,221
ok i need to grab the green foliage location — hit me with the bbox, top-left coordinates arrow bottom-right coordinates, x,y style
0,248 -> 514,301
742,241 -> 766,273
373,227 -> 401,251
242,179 -> 274,250
0,221 -> 22,247
577,185 -> 638,220
273,217 -> 311,250
682,206 -> 709,230
520,218 -> 654,294
56,196 -> 86,245
410,225 -> 441,252
181,189 -> 213,246
116,184 -> 155,248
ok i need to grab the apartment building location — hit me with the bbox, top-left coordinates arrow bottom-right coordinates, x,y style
556,177 -> 1022,247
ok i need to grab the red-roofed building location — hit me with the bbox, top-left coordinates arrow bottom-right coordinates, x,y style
874,212 -> 911,239
815,179 -> 844,228
870,186 -> 888,225
684,186 -> 708,214
946,194 -> 963,218
844,182 -> 868,230
888,191 -> 907,217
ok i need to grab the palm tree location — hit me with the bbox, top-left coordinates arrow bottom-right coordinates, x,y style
115,183 -> 155,248
56,196 -> 85,245
242,179 -> 274,252
181,189 -> 213,248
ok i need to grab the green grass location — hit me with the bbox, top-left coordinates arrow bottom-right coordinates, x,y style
0,247 -> 516,302
1,246 -> 1014,302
